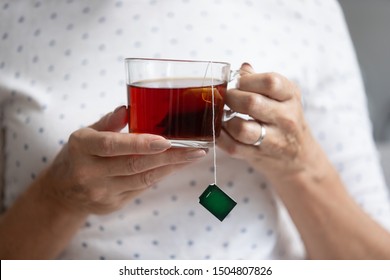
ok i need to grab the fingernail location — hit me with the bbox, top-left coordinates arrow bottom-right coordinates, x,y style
150,139 -> 171,151
114,105 -> 126,113
239,62 -> 254,75
185,149 -> 207,161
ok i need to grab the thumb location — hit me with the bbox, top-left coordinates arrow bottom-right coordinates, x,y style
90,105 -> 128,132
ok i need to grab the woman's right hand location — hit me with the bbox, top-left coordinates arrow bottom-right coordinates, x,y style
41,106 -> 207,215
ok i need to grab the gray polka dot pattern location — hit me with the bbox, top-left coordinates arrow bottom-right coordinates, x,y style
1,0 -> 390,260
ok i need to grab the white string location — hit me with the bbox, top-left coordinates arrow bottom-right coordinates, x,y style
210,61 -> 217,185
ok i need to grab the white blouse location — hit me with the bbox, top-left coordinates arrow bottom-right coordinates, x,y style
1,0 -> 389,259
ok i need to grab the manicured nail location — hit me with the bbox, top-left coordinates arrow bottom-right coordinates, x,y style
185,149 -> 207,161
150,139 -> 171,151
114,105 -> 126,113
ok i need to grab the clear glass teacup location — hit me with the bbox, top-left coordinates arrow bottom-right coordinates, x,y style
125,58 -> 237,148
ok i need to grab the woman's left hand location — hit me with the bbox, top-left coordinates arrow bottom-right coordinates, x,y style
218,63 -> 321,183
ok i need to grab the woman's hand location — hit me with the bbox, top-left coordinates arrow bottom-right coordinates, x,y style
218,63 -> 320,183
218,64 -> 390,259
0,105 -> 207,259
42,106 -> 206,215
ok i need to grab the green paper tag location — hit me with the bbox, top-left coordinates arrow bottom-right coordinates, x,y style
199,184 -> 237,221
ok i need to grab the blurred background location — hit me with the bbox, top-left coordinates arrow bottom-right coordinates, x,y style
338,0 -> 390,185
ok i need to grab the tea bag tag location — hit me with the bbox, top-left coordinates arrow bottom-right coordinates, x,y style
199,184 -> 237,222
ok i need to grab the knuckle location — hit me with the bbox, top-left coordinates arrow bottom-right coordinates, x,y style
99,135 -> 115,156
89,190 -> 123,214
262,73 -> 283,92
225,143 -> 239,158
126,156 -> 142,174
72,167 -> 90,188
268,139 -> 287,157
246,94 -> 261,114
68,131 -> 79,145
283,135 -> 300,159
68,130 -> 83,151
278,114 -> 298,133
87,187 -> 107,203
141,171 -> 156,187
267,129 -> 299,159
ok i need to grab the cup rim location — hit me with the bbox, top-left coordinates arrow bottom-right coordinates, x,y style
124,57 -> 230,66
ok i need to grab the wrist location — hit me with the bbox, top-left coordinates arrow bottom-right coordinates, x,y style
33,167 -> 89,222
270,139 -> 342,195
0,168 -> 88,259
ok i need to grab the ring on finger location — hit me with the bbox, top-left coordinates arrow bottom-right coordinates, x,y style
253,123 -> 266,146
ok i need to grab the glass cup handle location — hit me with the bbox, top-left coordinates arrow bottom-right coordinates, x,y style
229,69 -> 240,83
222,69 -> 240,122
223,108 -> 236,122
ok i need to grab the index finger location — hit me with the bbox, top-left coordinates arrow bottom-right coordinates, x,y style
238,72 -> 296,102
73,129 -> 172,156
225,88 -> 280,124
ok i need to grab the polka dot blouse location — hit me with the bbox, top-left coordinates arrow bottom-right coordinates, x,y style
1,0 -> 390,259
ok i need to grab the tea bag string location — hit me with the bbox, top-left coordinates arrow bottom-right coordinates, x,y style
210,61 -> 217,185
202,61 -> 217,185
198,62 -> 238,222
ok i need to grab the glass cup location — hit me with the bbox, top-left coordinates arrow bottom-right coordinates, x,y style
125,58 -> 237,148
